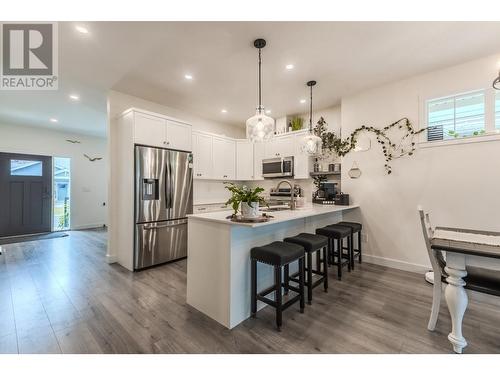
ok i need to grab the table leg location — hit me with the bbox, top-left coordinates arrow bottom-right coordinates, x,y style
444,253 -> 468,354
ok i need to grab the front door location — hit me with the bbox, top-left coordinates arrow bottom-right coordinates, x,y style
0,152 -> 52,237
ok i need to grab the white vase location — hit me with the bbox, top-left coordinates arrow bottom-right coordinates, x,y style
241,201 -> 260,219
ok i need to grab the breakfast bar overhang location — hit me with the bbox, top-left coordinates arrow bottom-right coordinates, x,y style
186,205 -> 359,329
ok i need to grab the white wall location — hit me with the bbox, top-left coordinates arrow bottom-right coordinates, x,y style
0,123 -> 108,230
341,53 -> 500,273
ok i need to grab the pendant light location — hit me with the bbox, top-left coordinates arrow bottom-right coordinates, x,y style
493,69 -> 500,90
300,80 -> 322,155
246,39 -> 275,142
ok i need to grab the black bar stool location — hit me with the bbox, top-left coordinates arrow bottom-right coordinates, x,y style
250,241 -> 305,331
316,224 -> 352,280
337,221 -> 362,268
283,233 -> 328,304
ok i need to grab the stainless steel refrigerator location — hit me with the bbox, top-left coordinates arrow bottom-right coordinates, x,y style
134,145 -> 193,270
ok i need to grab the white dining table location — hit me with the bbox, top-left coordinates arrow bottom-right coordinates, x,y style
431,227 -> 500,353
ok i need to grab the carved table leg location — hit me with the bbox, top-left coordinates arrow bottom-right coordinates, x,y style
444,252 -> 468,354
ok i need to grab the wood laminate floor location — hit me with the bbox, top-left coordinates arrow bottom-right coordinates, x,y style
1,229 -> 499,354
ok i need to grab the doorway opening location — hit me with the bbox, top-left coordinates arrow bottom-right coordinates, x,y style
53,157 -> 71,231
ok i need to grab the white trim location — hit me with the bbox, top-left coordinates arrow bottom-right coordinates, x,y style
362,254 -> 430,274
118,107 -> 191,127
105,253 -> 117,264
71,223 -> 106,230
419,131 -> 500,149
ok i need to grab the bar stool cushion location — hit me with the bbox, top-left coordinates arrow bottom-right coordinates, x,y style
284,233 -> 328,252
316,224 -> 351,239
251,241 -> 305,266
336,221 -> 362,232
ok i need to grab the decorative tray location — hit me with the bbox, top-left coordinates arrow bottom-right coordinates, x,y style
226,214 -> 274,223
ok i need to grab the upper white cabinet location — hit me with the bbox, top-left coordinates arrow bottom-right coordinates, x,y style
212,137 -> 236,180
252,142 -> 266,180
236,140 -> 254,180
264,135 -> 294,159
132,110 -> 192,151
192,132 -> 213,179
134,112 -> 166,148
293,132 -> 311,179
166,120 -> 192,151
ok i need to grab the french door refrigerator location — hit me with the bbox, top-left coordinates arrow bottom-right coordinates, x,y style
134,145 -> 193,270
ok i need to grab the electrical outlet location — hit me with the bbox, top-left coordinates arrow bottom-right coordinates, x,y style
361,233 -> 368,243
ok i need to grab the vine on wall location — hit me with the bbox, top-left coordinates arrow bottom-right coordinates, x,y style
313,117 -> 426,174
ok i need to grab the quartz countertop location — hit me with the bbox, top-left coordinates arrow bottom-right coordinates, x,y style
187,204 -> 359,228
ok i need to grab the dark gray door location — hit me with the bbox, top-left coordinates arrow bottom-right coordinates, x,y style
0,152 -> 52,237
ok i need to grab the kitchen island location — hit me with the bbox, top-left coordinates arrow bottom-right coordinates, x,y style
186,204 -> 359,329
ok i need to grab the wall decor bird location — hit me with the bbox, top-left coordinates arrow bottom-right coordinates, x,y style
83,154 -> 103,162
66,139 -> 81,144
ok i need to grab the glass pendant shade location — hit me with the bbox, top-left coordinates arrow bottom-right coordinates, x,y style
246,108 -> 275,142
301,80 -> 322,155
300,133 -> 322,155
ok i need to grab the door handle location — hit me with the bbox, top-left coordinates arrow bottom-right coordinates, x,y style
143,219 -> 188,230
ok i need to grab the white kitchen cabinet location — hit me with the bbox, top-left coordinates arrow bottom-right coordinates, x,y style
265,134 -> 294,158
133,111 -> 192,151
236,140 -> 254,180
134,112 -> 166,148
293,133 -> 311,179
192,132 -> 213,179
166,120 -> 192,151
212,137 -> 236,180
253,142 -> 265,180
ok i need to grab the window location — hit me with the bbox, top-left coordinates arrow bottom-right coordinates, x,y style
427,91 -> 485,142
53,157 -> 71,231
10,159 -> 43,176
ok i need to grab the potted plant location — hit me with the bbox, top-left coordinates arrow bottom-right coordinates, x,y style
224,182 -> 268,219
290,117 -> 304,131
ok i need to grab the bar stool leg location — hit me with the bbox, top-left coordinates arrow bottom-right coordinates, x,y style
322,246 -> 328,292
283,264 -> 289,295
347,236 -> 352,272
358,231 -> 362,263
251,259 -> 257,317
316,250 -> 321,273
274,265 -> 282,331
306,251 -> 313,305
299,257 -> 305,313
337,238 -> 342,280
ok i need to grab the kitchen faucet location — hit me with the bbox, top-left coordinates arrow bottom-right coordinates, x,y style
275,180 -> 296,210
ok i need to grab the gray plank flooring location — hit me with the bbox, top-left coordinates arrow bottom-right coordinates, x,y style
0,229 -> 499,354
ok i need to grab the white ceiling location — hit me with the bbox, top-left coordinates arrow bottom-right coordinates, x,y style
1,21 -> 500,137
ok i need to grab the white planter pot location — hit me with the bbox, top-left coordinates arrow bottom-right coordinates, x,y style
241,202 -> 260,219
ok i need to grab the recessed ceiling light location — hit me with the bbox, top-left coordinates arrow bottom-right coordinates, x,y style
285,64 -> 294,70
50,118 -> 58,123
69,94 -> 80,101
184,74 -> 193,80
221,109 -> 227,113
300,99 -> 306,104
75,25 -> 89,34
266,109 -> 271,114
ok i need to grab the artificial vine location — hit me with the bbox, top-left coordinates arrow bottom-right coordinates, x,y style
313,117 -> 426,174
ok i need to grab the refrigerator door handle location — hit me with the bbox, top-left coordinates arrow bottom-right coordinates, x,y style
143,219 -> 188,230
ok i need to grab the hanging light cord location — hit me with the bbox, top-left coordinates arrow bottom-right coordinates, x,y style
309,83 -> 313,132
258,47 -> 262,111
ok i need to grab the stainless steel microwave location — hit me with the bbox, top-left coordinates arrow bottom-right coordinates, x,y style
262,156 -> 294,178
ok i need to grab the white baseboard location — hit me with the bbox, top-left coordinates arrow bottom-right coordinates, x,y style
362,254 -> 430,274
71,223 -> 106,230
105,253 -> 117,264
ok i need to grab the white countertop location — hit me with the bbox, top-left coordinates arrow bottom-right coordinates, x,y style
187,204 -> 359,227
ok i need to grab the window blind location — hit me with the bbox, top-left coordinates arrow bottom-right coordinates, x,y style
427,91 -> 485,141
